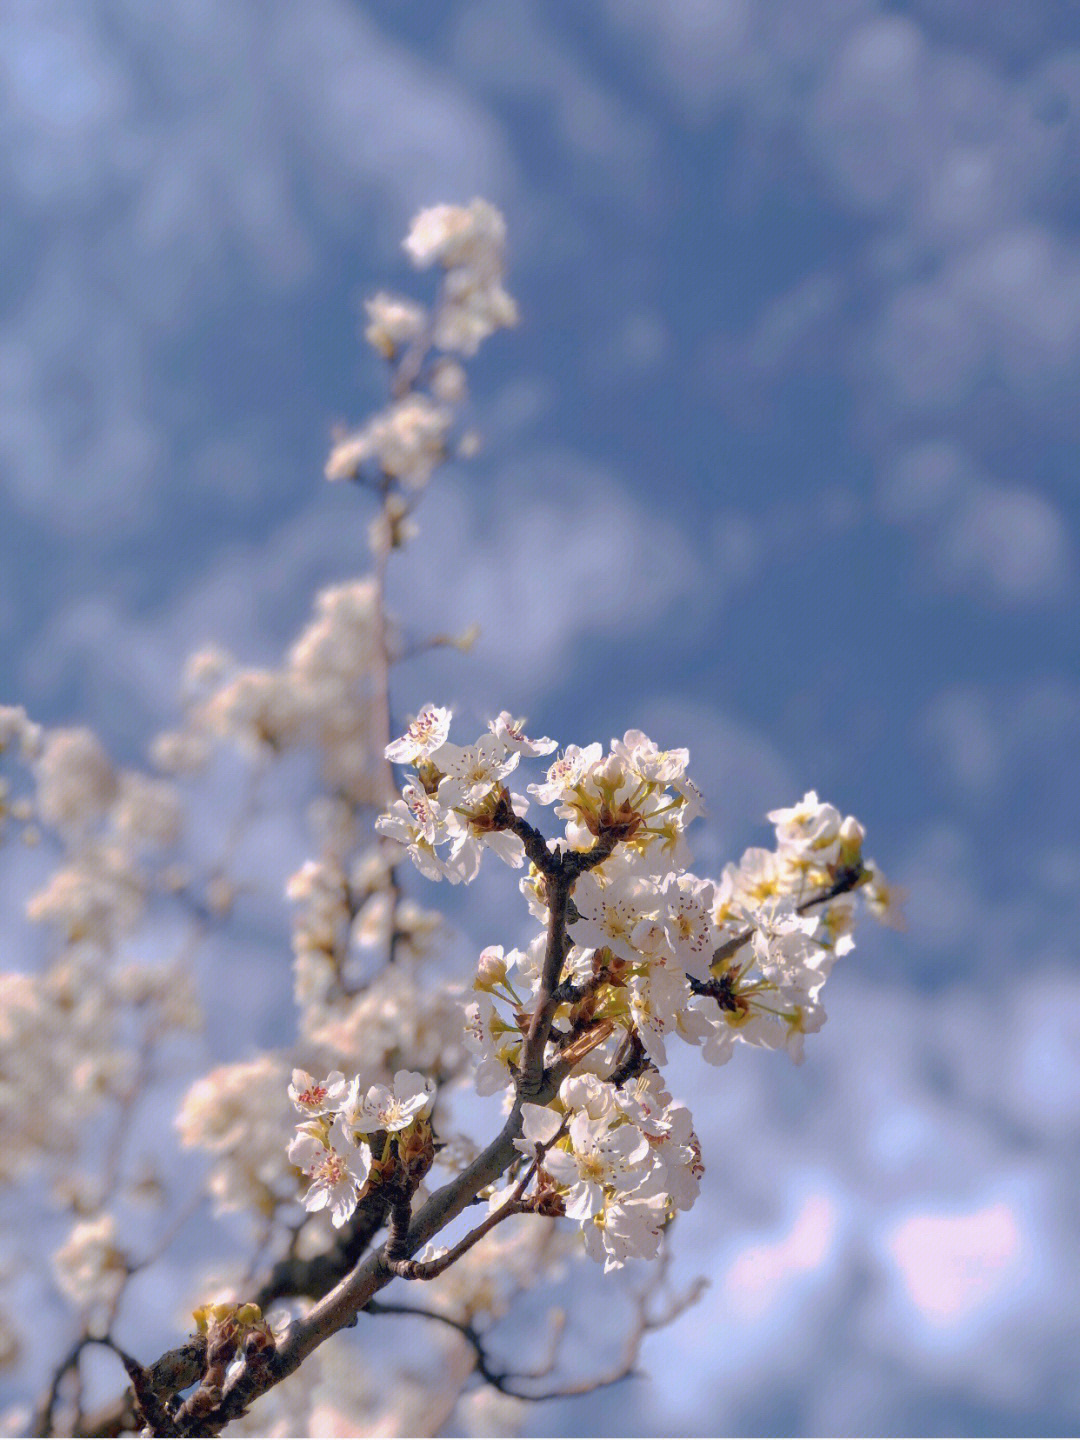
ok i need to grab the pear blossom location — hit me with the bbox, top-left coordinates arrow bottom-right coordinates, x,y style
768,789 -> 844,865
559,1073 -> 618,1122
627,965 -> 695,1064
363,292 -> 426,359
657,871 -> 717,976
581,1191 -> 669,1272
35,728 -> 117,831
464,993 -> 521,1095
385,705 -> 453,764
52,1214 -> 128,1311
570,869 -> 660,955
750,900 -> 824,981
447,820 -> 525,876
288,1123 -> 372,1228
474,944 -> 511,990
488,712 -> 557,757
526,743 -> 602,805
375,786 -> 457,881
434,736 -> 520,808
611,730 -> 690,786
513,1102 -> 563,1156
325,395 -> 452,489
341,1070 -> 435,1135
404,200 -> 507,270
722,846 -> 784,907
542,1113 -> 650,1221
288,1069 -> 350,1117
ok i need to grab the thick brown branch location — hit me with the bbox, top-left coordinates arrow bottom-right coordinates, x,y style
253,1189 -> 390,1309
145,1057 -> 580,1437
516,874 -> 571,1096
503,809 -> 561,875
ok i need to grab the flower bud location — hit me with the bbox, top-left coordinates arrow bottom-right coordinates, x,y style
838,815 -> 865,868
475,945 -> 508,990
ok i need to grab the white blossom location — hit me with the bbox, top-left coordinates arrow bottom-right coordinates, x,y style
288,1069 -> 350,1117
768,789 -> 844,865
341,1070 -> 435,1134
288,1123 -> 371,1228
488,711 -> 558,757
52,1214 -> 128,1312
363,291 -> 426,359
433,735 -> 519,808
542,1113 -> 650,1221
385,705 -> 453,764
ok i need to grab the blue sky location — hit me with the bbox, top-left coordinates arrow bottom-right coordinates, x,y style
3,1 -> 1080,1434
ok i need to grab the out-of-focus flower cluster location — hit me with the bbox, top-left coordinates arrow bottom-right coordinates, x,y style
51,1213 -> 129,1316
153,580 -> 388,807
325,199 -> 516,501
0,711 -> 200,1197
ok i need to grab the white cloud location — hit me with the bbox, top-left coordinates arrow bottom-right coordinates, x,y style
610,1 -> 1080,627
454,0 -> 657,177
921,687 -> 1003,795
921,677 -> 1080,803
603,0 -> 877,127
872,226 -> 1080,419
722,1191 -> 840,1321
939,477 -> 1072,603
879,441 -> 1073,605
893,823 -> 983,955
808,14 -> 1055,248
389,449 -> 704,711
0,0 -> 517,534
884,1201 -> 1027,1325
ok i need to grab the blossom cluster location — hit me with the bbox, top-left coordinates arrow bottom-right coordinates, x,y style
0,710 -> 200,1202
286,1068 -> 435,1227
353,706 -> 885,1271
152,579 -> 387,806
512,1070 -> 703,1273
325,199 -> 516,493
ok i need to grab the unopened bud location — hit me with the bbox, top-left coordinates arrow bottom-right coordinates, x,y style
475,946 -> 508,990
838,816 -> 865,868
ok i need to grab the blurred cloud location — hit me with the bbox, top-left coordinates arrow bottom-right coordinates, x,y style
920,677 -> 1080,809
722,1191 -> 840,1322
884,1201 -> 1027,1325
602,0 -> 878,128
391,449 -> 704,711
453,0 -> 657,179
869,226 -> 1080,425
879,441 -> 1073,604
0,0 -> 517,535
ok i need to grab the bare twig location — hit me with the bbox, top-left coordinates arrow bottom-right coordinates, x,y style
364,1241 -> 705,1407
383,1151 -> 541,1281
